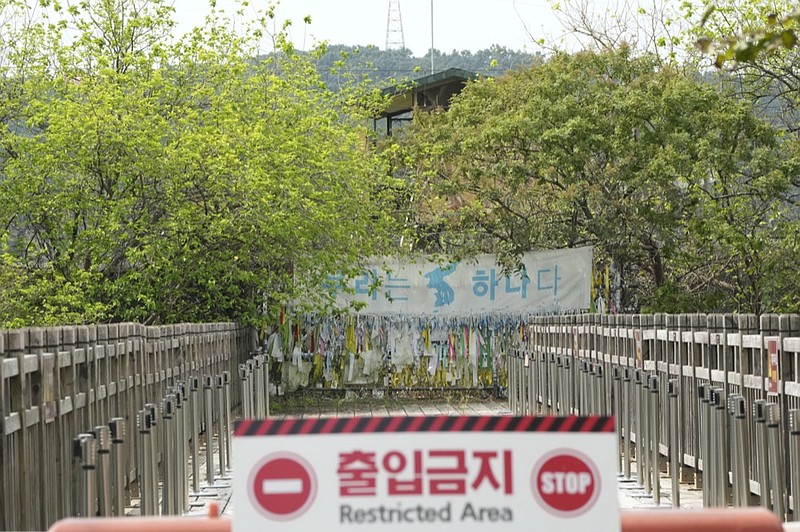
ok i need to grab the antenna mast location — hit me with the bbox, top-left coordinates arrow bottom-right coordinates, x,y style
385,0 -> 406,50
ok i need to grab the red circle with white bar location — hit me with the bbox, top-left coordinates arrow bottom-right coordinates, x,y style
531,449 -> 600,517
249,452 -> 317,521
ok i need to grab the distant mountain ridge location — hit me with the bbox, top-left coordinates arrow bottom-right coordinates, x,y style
311,44 -> 543,90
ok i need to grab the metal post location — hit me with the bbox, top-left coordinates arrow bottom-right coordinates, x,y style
525,350 -> 534,415
161,394 -> 175,516
564,356 -> 573,415
216,374 -> 227,475
706,386 -> 718,506
754,399 -> 771,509
430,0 -> 434,73
254,357 -> 265,418
649,375 -> 661,504
728,394 -> 740,507
550,355 -> 564,416
584,361 -> 593,414
713,387 -> 728,507
536,351 -> 542,413
634,369 -> 644,486
668,379 -> 680,507
521,350 -> 530,415
516,352 -> 524,414
239,364 -> 250,419
247,359 -> 256,419
553,356 -> 562,415
521,352 -> 529,415
739,395 -> 751,508
587,360 -> 594,414
585,362 -> 593,415
596,364 -> 605,415
94,425 -> 112,517
569,356 -> 577,415
175,383 -> 188,513
203,375 -> 215,485
508,351 -> 516,413
263,353 -> 270,416
766,402 -> 785,519
189,377 -> 200,494
568,356 -> 575,415
74,433 -> 97,517
182,381 -> 190,510
700,384 -> 710,507
509,350 -> 515,413
789,409 -> 800,521
623,367 -> 632,479
223,371 -> 232,469
612,367 -> 623,473
137,409 -> 151,515
547,353 -> 556,414
575,359 -> 583,414
145,403 -> 159,515
729,394 -> 749,507
518,351 -> 525,414
642,373 -> 652,494
109,418 -> 126,516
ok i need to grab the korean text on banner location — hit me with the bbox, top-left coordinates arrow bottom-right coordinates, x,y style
322,247 -> 593,315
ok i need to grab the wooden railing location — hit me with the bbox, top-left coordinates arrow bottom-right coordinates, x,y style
0,323 -> 257,531
508,313 -> 800,520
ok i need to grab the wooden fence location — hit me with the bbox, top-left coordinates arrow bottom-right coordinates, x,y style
509,313 -> 800,518
0,322 -> 257,531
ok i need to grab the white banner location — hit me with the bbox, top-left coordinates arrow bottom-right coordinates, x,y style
323,247 -> 592,315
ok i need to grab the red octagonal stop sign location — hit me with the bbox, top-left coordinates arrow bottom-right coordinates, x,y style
531,450 -> 600,518
249,453 -> 317,521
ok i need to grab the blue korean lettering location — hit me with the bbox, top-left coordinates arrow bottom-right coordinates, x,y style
354,269 -> 379,300
472,269 -> 499,301
385,272 -> 411,302
505,268 -> 530,299
322,274 -> 345,295
536,265 -> 561,296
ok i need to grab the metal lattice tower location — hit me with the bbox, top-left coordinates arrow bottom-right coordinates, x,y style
385,0 -> 405,50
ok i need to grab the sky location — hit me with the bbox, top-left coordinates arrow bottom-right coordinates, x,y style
170,0 -> 571,57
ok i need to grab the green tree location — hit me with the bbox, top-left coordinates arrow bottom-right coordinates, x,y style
0,0 -> 402,326
693,3 -> 800,65
688,0 -> 800,132
393,48 -> 795,313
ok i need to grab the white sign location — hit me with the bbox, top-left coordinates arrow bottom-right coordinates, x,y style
233,416 -> 620,532
322,247 -> 593,315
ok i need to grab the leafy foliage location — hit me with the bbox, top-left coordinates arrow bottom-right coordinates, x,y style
0,0 -> 402,327
392,48 -> 797,313
685,0 -> 800,134
694,4 -> 800,66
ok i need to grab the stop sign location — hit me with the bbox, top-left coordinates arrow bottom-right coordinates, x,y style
531,451 -> 600,517
249,453 -> 317,521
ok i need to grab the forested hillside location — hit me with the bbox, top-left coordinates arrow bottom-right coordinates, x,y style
311,44 -> 542,89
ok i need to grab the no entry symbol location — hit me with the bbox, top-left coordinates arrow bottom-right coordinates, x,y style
249,453 -> 317,521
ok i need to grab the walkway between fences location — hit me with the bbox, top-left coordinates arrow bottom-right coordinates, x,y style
6,313 -> 800,530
